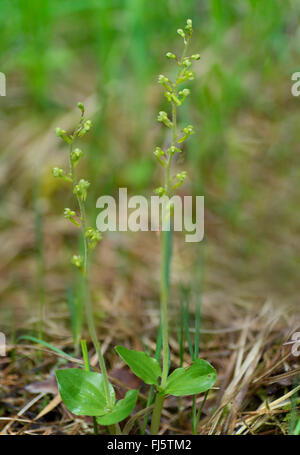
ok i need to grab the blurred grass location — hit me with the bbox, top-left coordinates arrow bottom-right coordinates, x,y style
1,0 -> 300,328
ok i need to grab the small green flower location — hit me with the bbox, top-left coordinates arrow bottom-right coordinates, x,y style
168,145 -> 181,155
153,147 -> 166,167
78,120 -> 92,137
64,208 -> 76,218
186,70 -> 195,80
74,179 -> 90,201
158,75 -> 168,84
191,54 -> 200,60
84,120 -> 92,131
164,91 -> 181,106
52,167 -> 64,178
64,208 -> 80,227
177,170 -> 187,180
177,28 -> 185,39
185,19 -> 193,35
178,88 -> 190,105
52,167 -> 72,182
71,254 -> 83,270
71,148 -> 84,167
55,127 -> 71,144
166,52 -> 176,60
177,69 -> 195,84
178,125 -> 195,143
172,171 -> 187,190
183,59 -> 192,69
77,101 -> 85,115
158,74 -> 173,91
179,88 -> 190,97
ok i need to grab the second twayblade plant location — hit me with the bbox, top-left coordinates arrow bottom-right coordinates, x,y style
53,103 -> 138,434
114,19 -> 217,434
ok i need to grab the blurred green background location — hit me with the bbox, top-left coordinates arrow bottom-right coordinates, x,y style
1,0 -> 300,331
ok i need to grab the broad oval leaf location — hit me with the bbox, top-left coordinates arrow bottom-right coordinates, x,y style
56,368 -> 115,416
97,389 -> 139,425
164,359 -> 216,397
115,346 -> 162,385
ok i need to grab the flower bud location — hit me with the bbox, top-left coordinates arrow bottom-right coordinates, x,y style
186,70 -> 195,80
183,59 -> 192,68
154,146 -> 164,157
64,208 -> 76,218
84,120 -> 92,130
71,255 -> 83,270
172,171 -> 187,190
164,91 -> 172,103
191,54 -> 200,60
166,52 -> 176,60
55,127 -> 65,137
77,102 -> 85,114
183,125 -> 194,134
158,74 -> 168,84
185,19 -> 193,35
177,28 -> 185,39
78,120 -> 92,137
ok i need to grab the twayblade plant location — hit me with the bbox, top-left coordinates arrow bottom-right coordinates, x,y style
114,19 -> 217,434
53,103 -> 138,434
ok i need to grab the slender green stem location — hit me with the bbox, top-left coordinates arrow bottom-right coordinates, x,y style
160,230 -> 169,389
83,280 -> 112,408
160,60 -> 179,393
192,390 -> 209,434
69,139 -> 113,410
